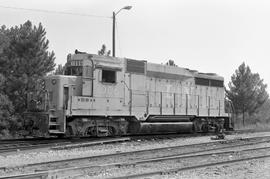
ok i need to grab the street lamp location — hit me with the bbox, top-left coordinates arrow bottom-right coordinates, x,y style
112,6 -> 132,57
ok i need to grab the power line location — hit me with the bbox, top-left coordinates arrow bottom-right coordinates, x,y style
0,5 -> 111,19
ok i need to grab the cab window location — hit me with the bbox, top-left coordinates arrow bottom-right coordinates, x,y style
102,70 -> 116,83
65,66 -> 82,76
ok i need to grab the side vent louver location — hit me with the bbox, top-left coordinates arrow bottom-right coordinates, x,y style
126,58 -> 146,74
195,77 -> 224,87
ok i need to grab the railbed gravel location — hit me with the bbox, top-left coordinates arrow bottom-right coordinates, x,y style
163,158 -> 270,179
1,131 -> 270,176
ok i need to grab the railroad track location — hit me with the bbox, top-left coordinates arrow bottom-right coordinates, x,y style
0,133 -> 197,153
0,136 -> 131,154
1,135 -> 270,178
110,153 -> 270,179
0,129 -> 262,154
0,139 -> 71,154
3,147 -> 270,179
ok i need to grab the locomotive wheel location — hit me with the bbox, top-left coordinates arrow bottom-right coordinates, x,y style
86,127 -> 97,136
65,126 -> 74,137
56,134 -> 65,138
214,124 -> 220,133
108,126 -> 117,136
201,124 -> 209,133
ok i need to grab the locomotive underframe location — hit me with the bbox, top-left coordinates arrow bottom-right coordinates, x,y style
23,111 -> 230,137
63,115 -> 229,137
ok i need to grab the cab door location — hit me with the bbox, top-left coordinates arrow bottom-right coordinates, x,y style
82,58 -> 94,96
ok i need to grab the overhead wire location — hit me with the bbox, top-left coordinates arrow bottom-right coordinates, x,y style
0,4 -> 125,56
0,5 -> 111,19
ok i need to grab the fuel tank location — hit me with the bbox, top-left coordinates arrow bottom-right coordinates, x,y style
139,122 -> 194,134
146,115 -> 195,122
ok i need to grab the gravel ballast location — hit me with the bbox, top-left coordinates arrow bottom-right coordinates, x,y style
163,158 -> 270,179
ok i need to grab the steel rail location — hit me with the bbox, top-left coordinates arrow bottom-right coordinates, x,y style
0,172 -> 48,179
0,137 -> 50,143
0,141 -> 72,153
0,137 -> 130,154
51,137 -> 131,150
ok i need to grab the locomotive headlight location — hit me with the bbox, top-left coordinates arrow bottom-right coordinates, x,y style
40,80 -> 46,90
51,79 -> 57,85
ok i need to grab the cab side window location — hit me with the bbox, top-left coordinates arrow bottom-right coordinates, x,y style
102,70 -> 116,83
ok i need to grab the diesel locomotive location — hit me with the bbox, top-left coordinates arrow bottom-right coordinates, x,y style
24,52 -> 233,137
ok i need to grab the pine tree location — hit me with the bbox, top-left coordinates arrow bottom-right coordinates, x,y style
0,21 -> 55,113
227,62 -> 269,126
98,44 -> 111,56
166,59 -> 177,67
0,74 -> 15,136
54,64 -> 66,75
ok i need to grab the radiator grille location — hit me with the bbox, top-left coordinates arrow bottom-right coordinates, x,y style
195,77 -> 223,87
126,58 -> 145,74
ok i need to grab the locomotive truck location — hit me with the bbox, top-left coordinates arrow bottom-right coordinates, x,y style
24,51 -> 233,137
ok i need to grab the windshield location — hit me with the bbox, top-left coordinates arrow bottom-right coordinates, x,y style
65,66 -> 83,76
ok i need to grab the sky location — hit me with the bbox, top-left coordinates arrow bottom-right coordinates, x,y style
0,0 -> 270,91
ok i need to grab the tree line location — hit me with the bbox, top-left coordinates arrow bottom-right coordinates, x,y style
0,21 -> 55,138
0,20 -> 269,138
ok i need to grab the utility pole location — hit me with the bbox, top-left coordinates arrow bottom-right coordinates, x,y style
112,6 -> 132,57
112,11 -> 116,57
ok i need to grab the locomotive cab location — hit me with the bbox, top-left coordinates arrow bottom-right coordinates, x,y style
24,53 -> 95,136
47,53 -> 128,136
